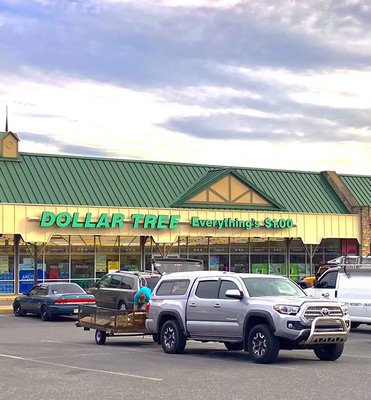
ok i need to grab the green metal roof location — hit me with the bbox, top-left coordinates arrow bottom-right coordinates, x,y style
0,152 -> 355,214
340,174 -> 371,207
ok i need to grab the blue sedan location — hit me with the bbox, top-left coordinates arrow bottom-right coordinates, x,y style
13,282 -> 96,321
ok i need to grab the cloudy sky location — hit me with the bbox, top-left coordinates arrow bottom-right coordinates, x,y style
0,0 -> 370,174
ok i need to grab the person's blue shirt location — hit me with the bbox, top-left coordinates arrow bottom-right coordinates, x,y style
134,286 -> 152,308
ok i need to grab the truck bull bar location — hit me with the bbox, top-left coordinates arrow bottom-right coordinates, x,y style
303,316 -> 349,345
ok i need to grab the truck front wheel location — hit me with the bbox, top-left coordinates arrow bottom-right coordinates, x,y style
160,320 -> 186,354
313,343 -> 344,361
247,324 -> 280,364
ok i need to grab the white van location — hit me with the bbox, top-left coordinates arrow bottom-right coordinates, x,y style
305,264 -> 371,329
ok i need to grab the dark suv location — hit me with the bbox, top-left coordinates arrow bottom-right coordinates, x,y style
87,271 -> 161,310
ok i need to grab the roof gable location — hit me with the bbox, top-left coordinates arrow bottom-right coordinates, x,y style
0,131 -> 20,142
172,168 -> 284,210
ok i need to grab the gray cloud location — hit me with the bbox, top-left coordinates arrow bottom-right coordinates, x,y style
1,0 -> 371,151
1,0 -> 371,89
19,131 -> 142,159
163,111 -> 370,143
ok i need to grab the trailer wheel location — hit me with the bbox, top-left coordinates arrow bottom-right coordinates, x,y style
95,330 -> 107,345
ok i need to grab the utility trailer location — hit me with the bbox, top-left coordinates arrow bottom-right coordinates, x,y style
76,305 -> 155,345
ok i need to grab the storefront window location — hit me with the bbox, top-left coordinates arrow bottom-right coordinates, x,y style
70,236 -> 94,289
210,254 -> 229,271
0,235 -> 15,294
44,240 -> 70,282
96,236 -> 119,279
19,241 -> 44,293
231,254 -> 249,273
120,236 -> 140,271
251,254 -> 269,274
270,254 -> 286,276
323,238 -> 341,261
290,254 -> 308,279
230,238 -> 249,254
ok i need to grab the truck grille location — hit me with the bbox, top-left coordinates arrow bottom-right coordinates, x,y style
304,306 -> 343,322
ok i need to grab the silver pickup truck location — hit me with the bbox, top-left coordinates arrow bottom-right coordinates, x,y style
146,271 -> 350,364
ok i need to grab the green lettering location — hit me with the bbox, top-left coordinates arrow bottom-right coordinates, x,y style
56,212 -> 72,228
84,213 -> 96,228
156,215 -> 168,229
191,217 -> 200,227
71,212 -> 83,228
40,211 -> 56,227
143,214 -> 157,229
206,220 -> 213,227
169,215 -> 180,229
96,213 -> 109,228
111,213 -> 125,228
131,214 -> 143,228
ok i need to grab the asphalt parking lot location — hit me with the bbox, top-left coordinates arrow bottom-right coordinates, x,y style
1,314 -> 371,400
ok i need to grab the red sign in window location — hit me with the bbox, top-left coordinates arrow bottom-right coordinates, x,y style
341,239 -> 358,255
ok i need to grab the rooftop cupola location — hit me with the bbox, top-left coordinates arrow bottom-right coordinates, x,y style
0,106 -> 19,159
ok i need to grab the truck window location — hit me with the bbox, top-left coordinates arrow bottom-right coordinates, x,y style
219,280 -> 239,299
195,280 -> 219,299
317,270 -> 338,289
156,279 -> 190,296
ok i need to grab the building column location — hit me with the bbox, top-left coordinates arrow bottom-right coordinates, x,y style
14,234 -> 20,295
360,206 -> 371,256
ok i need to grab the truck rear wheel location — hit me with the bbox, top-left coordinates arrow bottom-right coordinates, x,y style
313,343 -> 344,361
160,320 -> 186,354
247,324 -> 279,364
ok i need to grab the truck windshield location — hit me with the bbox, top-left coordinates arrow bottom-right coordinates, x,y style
242,277 -> 306,297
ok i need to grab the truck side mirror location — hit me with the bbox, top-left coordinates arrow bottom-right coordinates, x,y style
225,289 -> 244,299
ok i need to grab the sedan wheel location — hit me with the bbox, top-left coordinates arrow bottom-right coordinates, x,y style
40,305 -> 51,321
13,302 -> 26,317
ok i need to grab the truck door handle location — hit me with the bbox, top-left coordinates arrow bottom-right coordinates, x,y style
213,303 -> 221,308
322,293 -> 330,298
189,303 -> 196,307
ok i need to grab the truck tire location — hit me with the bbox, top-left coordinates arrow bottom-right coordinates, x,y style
224,341 -> 243,351
247,324 -> 280,364
351,322 -> 361,330
160,320 -> 186,354
313,343 -> 344,361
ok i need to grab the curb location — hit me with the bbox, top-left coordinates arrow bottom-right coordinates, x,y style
0,306 -> 13,315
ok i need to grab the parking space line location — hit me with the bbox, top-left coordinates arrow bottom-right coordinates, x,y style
0,353 -> 163,381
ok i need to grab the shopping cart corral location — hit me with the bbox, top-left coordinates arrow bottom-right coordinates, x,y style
76,305 -> 156,345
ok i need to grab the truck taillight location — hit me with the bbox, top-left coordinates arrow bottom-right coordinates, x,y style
145,303 -> 150,313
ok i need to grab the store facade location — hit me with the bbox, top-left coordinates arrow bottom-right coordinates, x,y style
0,131 -> 370,295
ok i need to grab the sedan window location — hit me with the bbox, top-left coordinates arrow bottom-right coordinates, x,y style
48,284 -> 85,294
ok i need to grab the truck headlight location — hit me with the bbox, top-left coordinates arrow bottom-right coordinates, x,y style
341,304 -> 349,315
273,305 -> 300,315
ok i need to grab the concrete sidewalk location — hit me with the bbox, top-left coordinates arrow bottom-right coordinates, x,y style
0,296 -> 16,314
